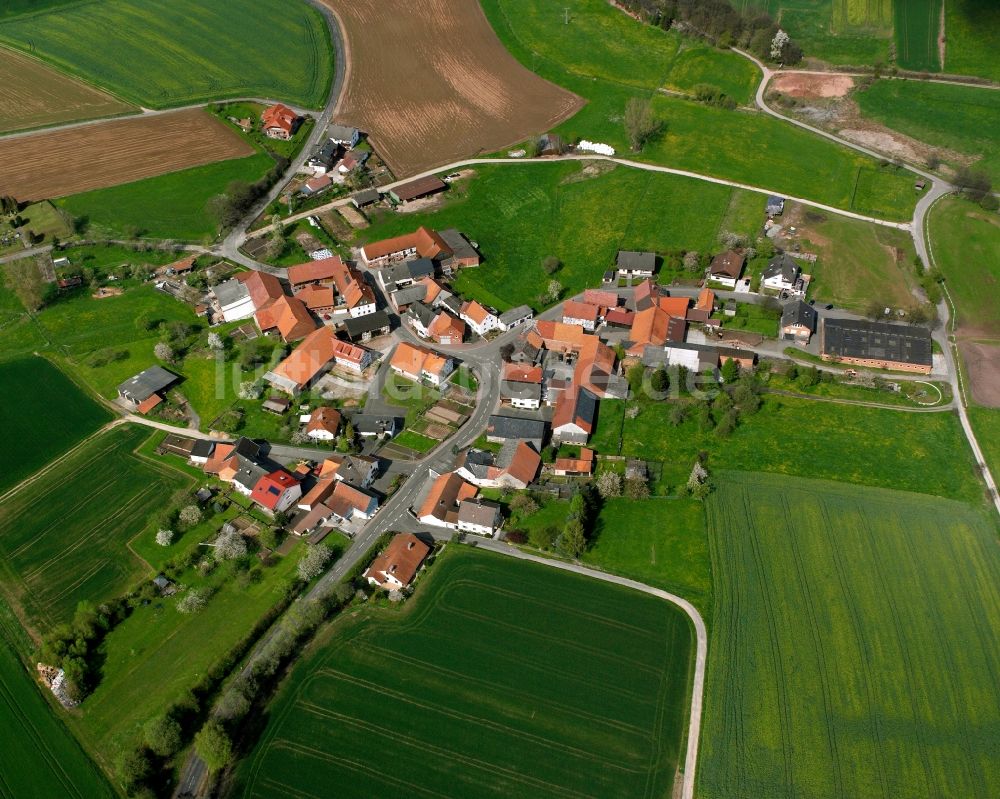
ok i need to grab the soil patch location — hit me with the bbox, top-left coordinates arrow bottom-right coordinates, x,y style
772,72 -> 854,99
959,341 -> 1000,408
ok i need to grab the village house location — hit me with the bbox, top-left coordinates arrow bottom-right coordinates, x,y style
616,250 -> 656,279
709,250 -> 745,288
305,140 -> 340,175
389,341 -> 454,385
762,253 -> 805,296
766,195 -> 786,216
256,294 -> 316,342
501,380 -> 542,410
364,534 -> 431,591
264,327 -> 374,395
562,299 -> 600,331
317,453 -> 379,488
485,415 -> 547,449
338,147 -> 369,174
352,413 -> 402,439
457,499 -> 502,537
213,278 -> 255,322
117,366 -> 179,414
820,318 -> 932,374
249,470 -> 302,515
295,284 -> 336,314
328,123 -> 361,148
406,301 -> 436,338
456,440 -> 541,490
552,448 -> 595,477
301,174 -> 334,197
261,103 -> 301,140
342,310 -> 391,343
781,299 -> 817,343
460,300 -> 499,337
416,472 -> 478,528
304,407 -> 342,441
552,386 -> 598,444
361,226 -> 451,266
427,310 -> 466,345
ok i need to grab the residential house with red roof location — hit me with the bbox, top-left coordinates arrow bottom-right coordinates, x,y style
456,441 -> 541,490
427,311 -> 465,345
553,448 -> 595,476
389,342 -> 454,386
364,533 -> 431,590
264,327 -> 374,395
255,294 -> 317,342
360,226 -> 451,265
460,300 -> 499,337
249,470 -> 301,515
552,386 -> 599,444
305,407 -> 342,441
261,104 -> 300,140
562,299 -> 600,331
416,472 -> 477,528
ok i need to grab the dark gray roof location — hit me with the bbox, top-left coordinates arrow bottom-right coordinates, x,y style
233,437 -> 262,459
822,318 -> 932,367
391,284 -> 428,309
781,299 -> 816,330
764,253 -> 799,282
380,257 -> 435,287
352,187 -> 380,206
500,381 -> 542,401
117,366 -> 178,402
232,455 -> 268,493
352,414 -> 403,435
342,309 -> 390,338
438,229 -> 478,261
486,415 -> 547,441
616,250 -> 656,271
191,439 -> 215,458
767,195 -> 785,205
498,305 -> 533,326
309,140 -> 339,164
458,498 -> 501,527
407,301 -> 436,328
439,294 -> 462,315
328,123 -> 359,142
573,388 -> 598,427
213,278 -> 250,307
460,448 -> 494,479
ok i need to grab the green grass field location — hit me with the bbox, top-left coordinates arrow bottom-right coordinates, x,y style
0,0 -> 332,108
360,163 -> 757,310
591,394 -> 983,502
943,0 -> 1000,82
895,0 -> 942,71
484,0 -> 918,221
795,206 -> 917,311
582,496 -> 712,616
236,546 -> 695,798
0,633 -> 115,799
968,407 -> 1000,483
855,80 -> 1000,182
70,547 -> 301,772
699,471 -> 1000,798
56,152 -> 275,242
928,196 -> 1000,337
0,357 -> 111,497
0,425 -> 193,632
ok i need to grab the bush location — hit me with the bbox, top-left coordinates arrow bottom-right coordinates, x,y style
143,716 -> 182,757
194,720 -> 232,773
506,530 -> 528,544
176,589 -> 209,614
155,529 -> 174,547
298,544 -> 332,581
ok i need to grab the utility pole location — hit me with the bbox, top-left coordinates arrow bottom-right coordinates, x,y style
563,7 -> 570,24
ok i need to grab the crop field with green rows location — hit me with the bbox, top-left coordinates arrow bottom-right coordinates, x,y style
699,472 -> 1000,798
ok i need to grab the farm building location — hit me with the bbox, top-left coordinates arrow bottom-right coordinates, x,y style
364,533 -> 431,590
214,278 -> 254,322
328,123 -> 361,147
485,415 -> 548,449
361,226 -> 450,266
342,309 -> 391,342
781,300 -> 817,342
457,441 -> 541,490
389,175 -> 447,204
552,448 -> 595,477
497,305 -> 534,332
438,228 -> 480,268
264,327 -> 372,395
820,318 -> 932,374
562,300 -> 600,331
117,366 -> 179,414
616,250 -> 656,278
261,104 -> 301,140
766,195 -> 785,216
351,187 -> 380,208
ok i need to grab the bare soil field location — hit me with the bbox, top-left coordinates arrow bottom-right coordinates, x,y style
0,108 -> 255,201
0,47 -> 133,135
771,72 -> 854,98
959,341 -> 1000,407
322,0 -> 583,176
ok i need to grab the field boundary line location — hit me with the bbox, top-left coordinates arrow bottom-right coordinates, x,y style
466,538 -> 706,799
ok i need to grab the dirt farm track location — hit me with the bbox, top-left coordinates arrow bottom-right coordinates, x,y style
0,108 -> 255,202
322,0 -> 583,177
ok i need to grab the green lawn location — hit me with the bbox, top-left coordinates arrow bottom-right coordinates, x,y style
928,196 -> 1000,337
699,471 -> 1000,798
0,631 -> 115,799
855,80 -> 1000,182
795,206 -> 917,311
0,357 -> 111,496
582,497 -> 711,616
944,0 -> 1000,81
360,162 -> 754,311
393,429 -> 437,453
0,425 -> 194,632
895,0 -> 942,71
0,0 -> 332,108
968,407 -> 1000,484
591,394 -> 984,502
57,153 -> 275,242
235,546 -> 695,799
483,0 -> 918,221
69,547 -> 301,774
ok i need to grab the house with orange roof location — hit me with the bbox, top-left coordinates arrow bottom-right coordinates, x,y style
502,362 -> 543,384
239,270 -> 285,310
459,300 -> 499,337
305,407 -> 342,441
364,533 -> 431,590
552,386 -> 599,444
427,311 -> 465,345
261,103 -> 301,140
533,319 -> 589,353
295,284 -> 335,313
416,471 -> 478,528
287,256 -> 343,289
457,441 -> 541,490
552,448 -> 595,477
264,327 -> 372,395
326,480 -> 378,522
255,294 -> 317,342
389,342 -> 454,386
360,226 -> 451,265
583,288 -> 620,308
562,300 -> 600,331
249,470 -> 301,514
696,288 -> 715,313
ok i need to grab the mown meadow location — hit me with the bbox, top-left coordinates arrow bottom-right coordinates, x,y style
700,472 -> 1000,798
0,0 -> 333,108
235,546 -> 695,799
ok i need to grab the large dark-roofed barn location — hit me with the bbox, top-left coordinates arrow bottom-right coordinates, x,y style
820,318 -> 933,374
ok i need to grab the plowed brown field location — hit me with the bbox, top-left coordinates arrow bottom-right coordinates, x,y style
323,0 -> 583,177
0,47 -> 134,134
0,108 -> 255,201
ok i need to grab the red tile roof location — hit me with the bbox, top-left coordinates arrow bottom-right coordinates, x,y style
261,103 -> 299,135
269,327 -> 339,390
306,407 -> 342,436
238,270 -> 284,310
390,342 -> 450,379
428,311 -> 465,343
255,294 -> 316,342
296,284 -> 336,310
583,289 -> 619,307
696,288 -> 715,312
418,472 -> 477,522
461,300 -> 492,325
361,226 -> 451,262
288,255 -> 344,286
562,300 -> 600,323
136,394 -> 162,414
503,362 -> 543,384
364,533 -> 431,588
250,470 -> 299,511
504,442 -> 541,486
